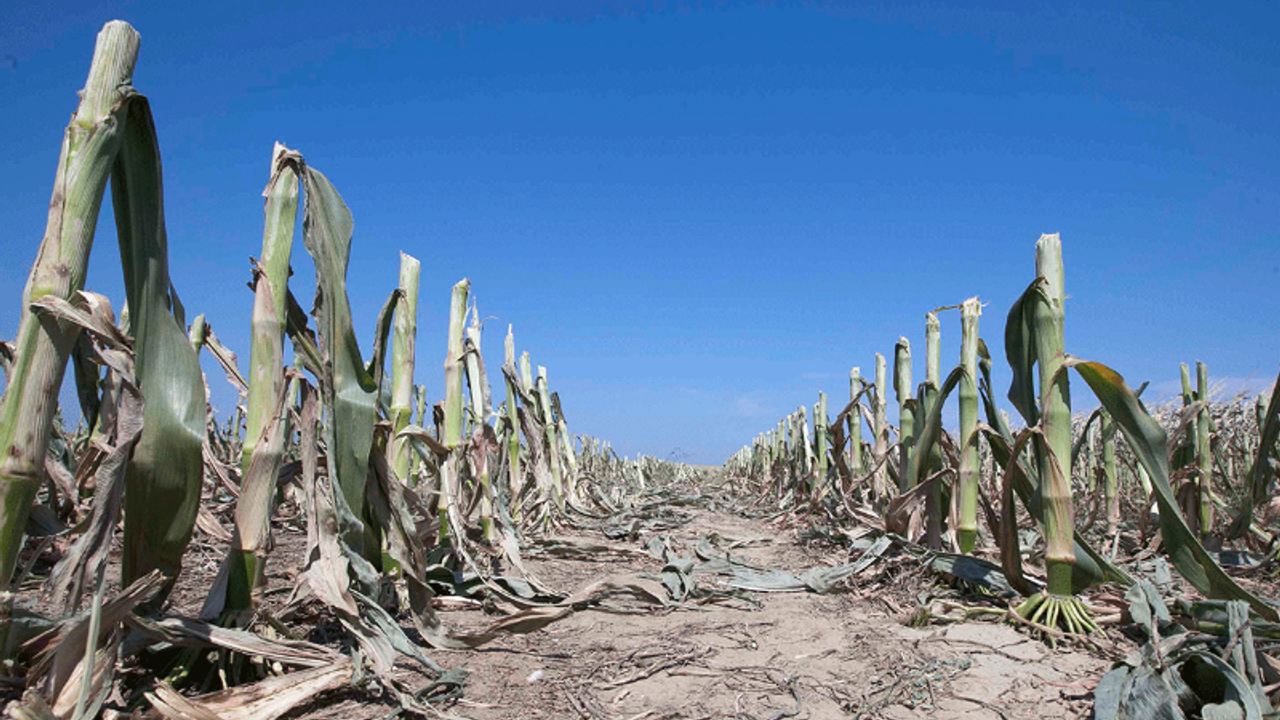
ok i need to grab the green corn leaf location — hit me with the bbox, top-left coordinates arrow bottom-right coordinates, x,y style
1067,358 -> 1277,621
903,365 -> 966,491
297,162 -> 380,567
1004,278 -> 1042,427
112,96 -> 205,595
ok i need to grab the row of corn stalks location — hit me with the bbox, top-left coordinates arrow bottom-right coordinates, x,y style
0,22 -> 679,719
725,233 -> 1280,637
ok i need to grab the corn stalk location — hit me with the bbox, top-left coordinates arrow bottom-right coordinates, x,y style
1008,234 -> 1084,629
873,352 -> 888,500
218,144 -> 299,613
503,326 -> 522,520
848,367 -> 863,477
536,367 -> 564,511
1196,361 -> 1214,537
440,279 -> 469,543
894,338 -> 914,492
0,22 -> 140,586
955,297 -> 981,553
389,253 -> 420,485
923,311 -> 943,549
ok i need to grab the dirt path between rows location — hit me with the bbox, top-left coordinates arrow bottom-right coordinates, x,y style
289,508 -> 1107,719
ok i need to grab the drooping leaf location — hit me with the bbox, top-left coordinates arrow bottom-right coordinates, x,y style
1004,278 -> 1043,427
1229,368 -> 1280,538
1068,358 -> 1278,620
112,96 -> 205,594
297,162 -> 380,565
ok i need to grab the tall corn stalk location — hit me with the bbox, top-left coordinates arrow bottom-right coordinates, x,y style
955,297 -> 981,553
894,338 -> 914,492
1196,361 -> 1214,537
536,367 -> 564,511
462,307 -> 494,538
503,326 -> 522,519
440,279 -> 469,543
873,352 -> 888,499
389,253 -> 420,485
0,23 -> 140,585
221,144 -> 299,612
848,367 -> 863,478
923,311 -> 943,549
0,23 -> 205,598
1009,234 -> 1092,632
1101,407 -> 1119,537
812,392 -> 828,505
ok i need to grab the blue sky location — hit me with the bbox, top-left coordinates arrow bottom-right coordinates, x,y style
2,1 -> 1277,464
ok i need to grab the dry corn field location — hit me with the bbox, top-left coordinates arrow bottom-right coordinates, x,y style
3,20 -> 1280,720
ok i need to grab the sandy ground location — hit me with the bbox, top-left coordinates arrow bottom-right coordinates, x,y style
256,507 -> 1108,719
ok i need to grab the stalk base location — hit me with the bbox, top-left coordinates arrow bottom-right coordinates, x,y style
1014,591 -> 1098,646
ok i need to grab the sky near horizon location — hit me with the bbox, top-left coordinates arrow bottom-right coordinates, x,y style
1,1 -> 1277,465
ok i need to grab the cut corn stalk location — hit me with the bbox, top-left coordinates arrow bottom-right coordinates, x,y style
955,297 -> 982,553
873,352 -> 888,499
389,253 -> 420,485
0,22 -> 140,586
894,337 -> 914,492
218,143 -> 299,613
1196,361 -> 1214,537
437,278 -> 470,545
848,367 -> 863,478
923,310 -> 943,549
1101,407 -> 1119,537
461,305 -> 494,538
812,392 -> 828,505
537,367 -> 564,511
503,326 -> 522,518
1007,234 -> 1091,633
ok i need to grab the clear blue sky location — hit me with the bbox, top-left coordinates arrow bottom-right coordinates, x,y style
2,2 -> 1277,464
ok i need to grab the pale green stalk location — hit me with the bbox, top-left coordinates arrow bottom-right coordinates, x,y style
443,280 -> 469,449
519,351 -> 533,391
188,314 -> 208,349
1180,362 -> 1194,408
799,406 -> 814,488
848,367 -> 862,477
226,143 -> 298,611
956,297 -> 982,553
1137,462 -> 1152,498
812,393 -> 828,504
1087,419 -> 1098,493
925,312 -> 941,387
1196,361 -> 1214,537
1102,408 -> 1118,535
503,326 -> 522,518
894,338 -> 914,492
873,353 -> 888,497
462,308 -> 493,538
537,367 -> 564,510
555,400 -> 578,501
414,384 -> 430,422
440,278 -> 469,542
0,22 -> 138,585
924,312 -> 943,549
1033,234 -> 1074,597
389,252 -> 420,484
